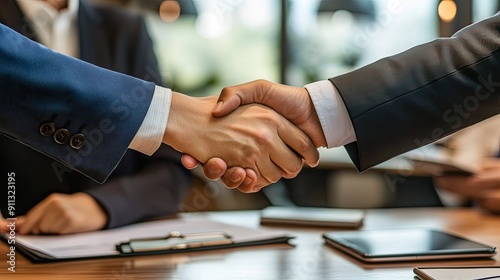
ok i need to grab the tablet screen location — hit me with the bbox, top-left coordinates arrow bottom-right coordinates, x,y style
323,229 -> 496,262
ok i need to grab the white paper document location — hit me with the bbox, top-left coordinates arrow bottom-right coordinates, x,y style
3,216 -> 291,261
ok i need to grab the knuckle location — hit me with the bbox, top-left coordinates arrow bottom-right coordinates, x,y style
255,79 -> 270,90
288,160 -> 303,175
284,172 -> 299,179
46,193 -> 63,203
265,173 -> 281,184
299,137 -> 313,154
220,86 -> 234,97
254,131 -> 272,147
241,147 -> 263,163
221,177 -> 237,189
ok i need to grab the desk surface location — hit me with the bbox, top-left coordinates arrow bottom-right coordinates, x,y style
1,208 -> 499,279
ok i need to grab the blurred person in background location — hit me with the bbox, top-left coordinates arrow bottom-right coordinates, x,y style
433,115 -> 500,214
0,0 -> 192,234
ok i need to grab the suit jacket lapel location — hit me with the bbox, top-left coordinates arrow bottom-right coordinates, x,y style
0,0 -> 39,42
78,0 -> 111,67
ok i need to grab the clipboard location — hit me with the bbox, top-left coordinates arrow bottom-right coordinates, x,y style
116,231 -> 234,254
1,217 -> 294,262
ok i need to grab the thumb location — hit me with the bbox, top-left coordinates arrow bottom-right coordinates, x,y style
212,80 -> 269,117
212,93 -> 243,117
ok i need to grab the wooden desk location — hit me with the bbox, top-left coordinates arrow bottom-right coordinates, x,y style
1,208 -> 499,279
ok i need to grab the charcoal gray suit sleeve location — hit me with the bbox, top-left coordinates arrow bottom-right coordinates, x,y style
329,12 -> 500,171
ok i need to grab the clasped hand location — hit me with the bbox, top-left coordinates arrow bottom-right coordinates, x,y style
165,80 -> 326,193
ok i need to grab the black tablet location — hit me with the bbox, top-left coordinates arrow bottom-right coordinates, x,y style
323,229 -> 496,263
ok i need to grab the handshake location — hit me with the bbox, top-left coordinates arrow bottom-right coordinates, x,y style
162,79 -> 329,193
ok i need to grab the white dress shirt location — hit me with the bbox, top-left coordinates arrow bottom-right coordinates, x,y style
304,80 -> 356,147
17,0 -> 79,58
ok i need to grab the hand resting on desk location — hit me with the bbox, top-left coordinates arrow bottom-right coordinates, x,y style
0,193 -> 107,235
434,158 -> 500,214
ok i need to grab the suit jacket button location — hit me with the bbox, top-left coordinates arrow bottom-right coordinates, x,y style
53,128 -> 70,144
70,134 -> 86,150
39,122 -> 56,136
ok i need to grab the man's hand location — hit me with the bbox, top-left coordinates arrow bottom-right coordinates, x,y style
434,158 -> 500,214
181,80 -> 326,189
164,92 -> 319,192
6,193 -> 108,235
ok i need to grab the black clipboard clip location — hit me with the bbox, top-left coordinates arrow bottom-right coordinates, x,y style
116,231 -> 233,254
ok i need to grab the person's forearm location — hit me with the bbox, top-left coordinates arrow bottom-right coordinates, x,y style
331,12 -> 500,171
0,24 -> 155,183
84,157 -> 192,228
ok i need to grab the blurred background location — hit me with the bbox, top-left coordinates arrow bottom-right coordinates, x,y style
89,0 -> 500,211
92,0 -> 499,94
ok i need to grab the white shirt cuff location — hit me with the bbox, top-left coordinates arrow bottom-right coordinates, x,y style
304,80 -> 356,148
129,86 -> 172,155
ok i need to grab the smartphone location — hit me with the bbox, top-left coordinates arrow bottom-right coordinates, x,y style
260,206 -> 364,228
323,228 -> 496,263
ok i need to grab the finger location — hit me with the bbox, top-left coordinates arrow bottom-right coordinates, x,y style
268,119 -> 317,176
212,80 -> 268,117
435,174 -> 499,198
18,204 -> 48,235
283,162 -> 302,179
19,214 -> 43,235
181,154 -> 200,170
41,213 -> 68,234
254,158 -> 282,190
202,158 -> 228,180
19,218 -> 39,235
0,219 -> 8,233
277,120 -> 319,168
479,158 -> 500,171
14,216 -> 26,233
223,168 -> 258,191
478,190 -> 500,214
220,167 -> 247,189
434,175 -> 478,197
238,169 -> 258,191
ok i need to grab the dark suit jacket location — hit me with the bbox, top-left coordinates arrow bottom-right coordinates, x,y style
331,11 -> 500,171
0,0 -> 191,228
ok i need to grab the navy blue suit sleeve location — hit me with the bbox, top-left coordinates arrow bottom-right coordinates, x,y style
84,148 -> 192,228
0,23 -> 156,183
330,12 -> 500,171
